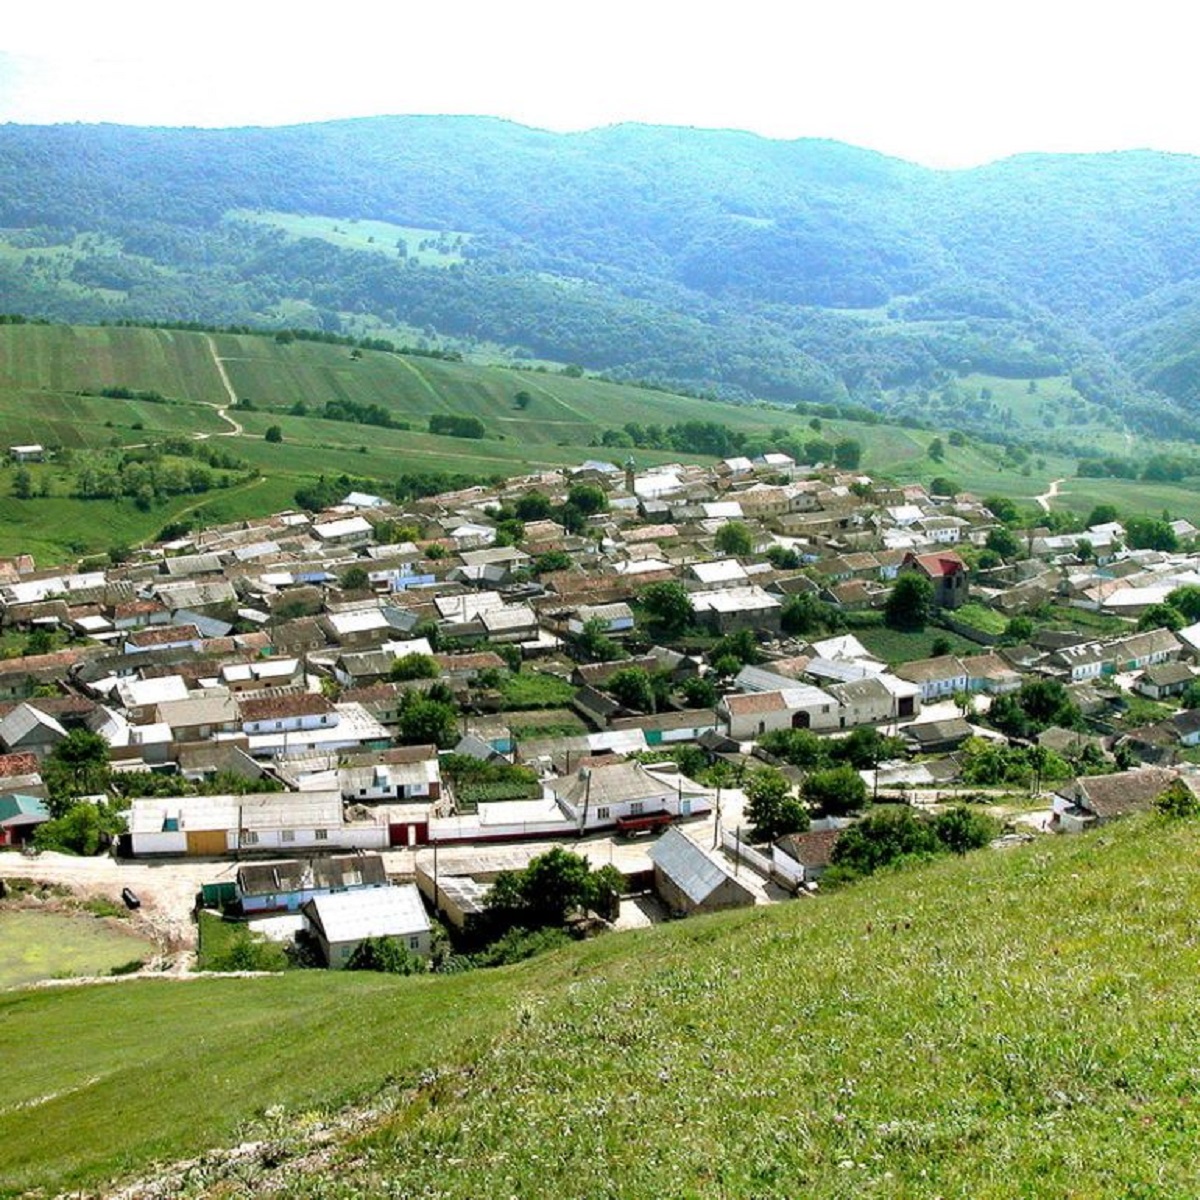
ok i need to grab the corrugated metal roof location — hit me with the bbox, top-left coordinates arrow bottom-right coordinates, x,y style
649,828 -> 737,906
306,884 -> 429,944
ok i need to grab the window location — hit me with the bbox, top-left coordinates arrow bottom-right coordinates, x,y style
241,830 -> 258,846
630,802 -> 644,816
281,829 -> 295,842
596,806 -> 610,820
315,829 -> 328,841
409,936 -> 421,951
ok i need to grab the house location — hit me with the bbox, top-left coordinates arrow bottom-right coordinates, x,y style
893,656 -> 969,702
340,746 -> 442,803
127,790 -> 386,856
1051,767 -> 1179,832
548,759 -> 711,832
691,586 -> 782,634
1106,628 -> 1181,673
901,551 -> 968,609
1135,661 -> 1194,700
0,703 -> 68,759
312,516 -> 374,547
904,717 -> 975,754
648,827 -> 755,916
718,686 -> 838,739
827,675 -> 920,728
0,793 -> 50,846
239,692 -> 336,735
235,852 -> 389,914
772,828 -> 842,888
567,603 -> 635,637
303,883 -> 431,968
123,624 -> 204,655
1045,641 -> 1107,683
9,444 -> 44,463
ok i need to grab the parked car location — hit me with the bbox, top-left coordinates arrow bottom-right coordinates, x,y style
121,887 -> 141,910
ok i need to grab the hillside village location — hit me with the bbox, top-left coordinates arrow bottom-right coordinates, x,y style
4,448 -> 1200,968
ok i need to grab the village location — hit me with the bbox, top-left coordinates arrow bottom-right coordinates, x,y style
3,448 -> 1200,972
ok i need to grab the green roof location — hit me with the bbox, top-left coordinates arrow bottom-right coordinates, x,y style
0,793 -> 49,824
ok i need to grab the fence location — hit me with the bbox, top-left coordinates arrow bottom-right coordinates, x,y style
720,829 -> 773,879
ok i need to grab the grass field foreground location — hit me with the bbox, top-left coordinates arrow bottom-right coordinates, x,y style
4,817 -> 1200,1196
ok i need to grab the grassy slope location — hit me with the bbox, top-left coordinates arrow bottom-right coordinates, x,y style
5,817 -> 1200,1197
0,323 -> 1198,562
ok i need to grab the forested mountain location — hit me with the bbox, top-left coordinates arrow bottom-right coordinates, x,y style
2,116 -> 1199,437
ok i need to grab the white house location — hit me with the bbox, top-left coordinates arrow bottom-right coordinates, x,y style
304,884 -> 431,968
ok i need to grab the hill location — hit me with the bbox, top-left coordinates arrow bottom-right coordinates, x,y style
1,118 -> 1200,438
3,815 -> 1200,1197
2,320 -> 1200,564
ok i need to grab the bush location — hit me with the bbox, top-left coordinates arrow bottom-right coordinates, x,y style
346,936 -> 426,975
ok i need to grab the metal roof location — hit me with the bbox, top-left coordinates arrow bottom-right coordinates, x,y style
306,884 -> 429,944
649,828 -> 742,906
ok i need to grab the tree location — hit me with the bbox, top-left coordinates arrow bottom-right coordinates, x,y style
930,635 -> 952,658
264,425 -> 283,443
766,544 -> 801,570
346,937 -> 426,975
1124,517 -> 1178,552
829,806 -> 941,877
801,765 -> 868,817
780,592 -> 827,636
34,801 -> 121,856
340,564 -> 370,591
932,806 -> 999,854
1137,603 -> 1184,632
391,653 -> 440,681
607,666 -> 656,713
928,437 -> 945,462
533,549 -> 572,575
679,675 -> 717,709
985,495 -> 1021,525
12,467 -> 33,499
885,573 -> 933,631
985,526 -> 1021,559
929,476 -> 961,497
396,694 -> 458,747
485,847 -> 603,928
513,390 -> 533,410
1003,615 -> 1034,642
745,769 -> 809,841
1167,586 -> 1200,623
1155,779 -> 1200,819
514,490 -> 552,521
714,521 -> 753,557
572,617 -> 623,663
639,580 -> 693,636
44,730 -> 111,813
1087,503 -> 1119,527
833,438 -> 862,469
567,483 -> 608,515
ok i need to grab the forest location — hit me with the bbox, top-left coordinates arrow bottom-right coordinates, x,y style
2,118 -> 1200,437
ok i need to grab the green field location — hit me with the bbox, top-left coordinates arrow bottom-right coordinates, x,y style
0,910 -> 153,989
227,210 -> 473,266
0,323 -> 1197,563
4,816 -> 1200,1197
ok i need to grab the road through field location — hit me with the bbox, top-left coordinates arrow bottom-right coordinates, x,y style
202,335 -> 245,436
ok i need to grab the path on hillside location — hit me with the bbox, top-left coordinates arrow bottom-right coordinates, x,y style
201,335 -> 246,437
1034,477 -> 1065,512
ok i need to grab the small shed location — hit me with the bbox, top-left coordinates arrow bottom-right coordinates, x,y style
9,444 -> 44,463
648,827 -> 755,916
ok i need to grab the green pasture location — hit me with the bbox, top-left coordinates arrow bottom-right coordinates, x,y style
226,209 -> 472,266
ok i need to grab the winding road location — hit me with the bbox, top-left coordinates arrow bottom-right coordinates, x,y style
1034,476 -> 1065,512
201,334 -> 246,437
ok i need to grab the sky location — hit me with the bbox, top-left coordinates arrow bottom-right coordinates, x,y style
0,1 -> 1194,168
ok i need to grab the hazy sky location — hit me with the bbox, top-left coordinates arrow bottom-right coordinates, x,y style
0,1 -> 1193,168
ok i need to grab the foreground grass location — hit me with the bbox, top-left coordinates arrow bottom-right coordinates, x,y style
5,818 -> 1200,1197
281,818 -> 1200,1200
